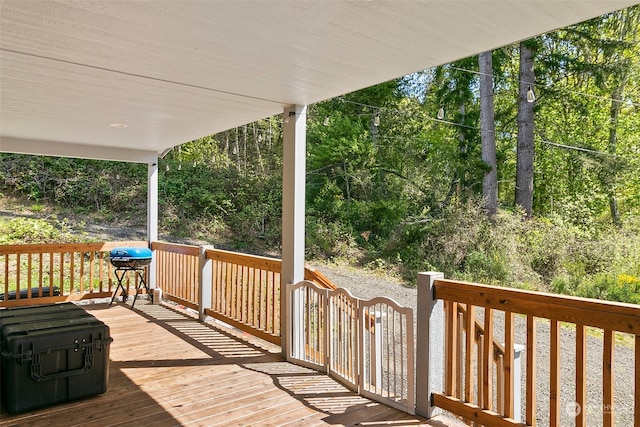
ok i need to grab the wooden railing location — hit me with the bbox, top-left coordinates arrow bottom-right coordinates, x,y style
152,241 -> 200,310
2,241 -> 338,348
204,248 -> 282,345
151,242 -> 337,346
431,278 -> 640,427
1,241 -> 148,307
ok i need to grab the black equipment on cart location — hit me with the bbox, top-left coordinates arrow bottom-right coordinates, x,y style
108,247 -> 153,308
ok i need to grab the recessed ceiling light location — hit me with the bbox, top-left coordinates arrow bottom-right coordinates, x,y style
109,123 -> 128,128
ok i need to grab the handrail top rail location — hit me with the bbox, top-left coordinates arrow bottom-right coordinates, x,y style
205,247 -> 282,270
0,241 -> 148,255
434,278 -> 640,334
151,241 -> 199,256
435,278 -> 640,313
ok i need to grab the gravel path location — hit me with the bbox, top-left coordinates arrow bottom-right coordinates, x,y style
312,263 -> 635,427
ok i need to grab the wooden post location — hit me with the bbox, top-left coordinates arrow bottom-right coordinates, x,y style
281,104 -> 307,356
147,159 -> 158,290
416,272 -> 444,418
198,245 -> 213,322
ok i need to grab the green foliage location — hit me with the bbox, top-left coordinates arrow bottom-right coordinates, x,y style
0,217 -> 82,244
305,219 -> 358,262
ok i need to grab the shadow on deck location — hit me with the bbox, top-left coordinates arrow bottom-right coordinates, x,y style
1,301 -> 461,427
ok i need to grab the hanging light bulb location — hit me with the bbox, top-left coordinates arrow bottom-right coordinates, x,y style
323,116 -> 330,126
526,86 -> 536,103
373,113 -> 380,127
166,164 -> 170,171
257,134 -> 263,142
437,107 -> 445,120
178,163 -> 182,171
192,161 -> 197,168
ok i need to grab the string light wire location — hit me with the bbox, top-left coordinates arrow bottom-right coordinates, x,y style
447,65 -> 639,107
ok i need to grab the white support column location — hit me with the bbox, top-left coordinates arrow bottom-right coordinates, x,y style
281,104 -> 307,356
198,245 -> 214,322
416,272 -> 444,418
147,160 -> 159,290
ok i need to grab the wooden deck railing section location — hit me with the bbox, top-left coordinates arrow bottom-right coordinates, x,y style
1,241 -> 148,307
423,277 -> 640,427
203,248 -> 282,345
151,242 -> 200,309
150,243 -> 336,346
3,241 -> 337,347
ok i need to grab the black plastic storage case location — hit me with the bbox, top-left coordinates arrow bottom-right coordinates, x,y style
0,303 -> 113,414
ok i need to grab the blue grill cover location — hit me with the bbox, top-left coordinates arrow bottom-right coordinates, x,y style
109,247 -> 152,260
109,247 -> 152,268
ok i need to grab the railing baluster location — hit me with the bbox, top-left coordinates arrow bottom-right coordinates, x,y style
457,309 -> 464,399
497,353 -> 504,415
477,331 -> 484,410
69,251 -> 75,294
39,253 -> 44,293
636,334 -> 640,427
550,320 -> 560,427
27,253 -> 33,297
60,252 -> 66,295
603,329 -> 614,427
446,301 -> 459,396
576,324 -> 586,427
16,253 -> 21,299
465,305 -> 474,406
3,254 -> 8,299
89,251 -> 94,292
526,315 -> 537,426
483,307 -> 493,411
504,310 -> 514,419
80,251 -> 85,293
49,252 -> 54,290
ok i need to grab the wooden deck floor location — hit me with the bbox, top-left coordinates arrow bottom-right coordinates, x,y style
1,301 -> 462,427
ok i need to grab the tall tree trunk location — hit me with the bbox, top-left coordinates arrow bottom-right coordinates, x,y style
515,42 -> 535,218
607,84 -> 624,227
457,100 -> 466,197
224,132 -> 230,167
604,7 -> 636,227
479,50 -> 497,215
234,127 -> 240,170
242,124 -> 248,171
252,122 -> 265,174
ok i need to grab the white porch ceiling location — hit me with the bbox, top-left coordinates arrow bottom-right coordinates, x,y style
1,0 -> 637,162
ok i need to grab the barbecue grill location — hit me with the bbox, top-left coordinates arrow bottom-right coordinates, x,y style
109,247 -> 153,308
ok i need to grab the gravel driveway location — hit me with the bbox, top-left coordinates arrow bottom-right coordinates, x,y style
312,263 -> 635,427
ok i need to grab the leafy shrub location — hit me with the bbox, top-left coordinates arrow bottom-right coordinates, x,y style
463,250 -> 510,285
305,218 -> 359,261
0,217 -> 83,244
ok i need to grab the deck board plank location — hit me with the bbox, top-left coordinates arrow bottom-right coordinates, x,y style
1,301 -> 462,427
